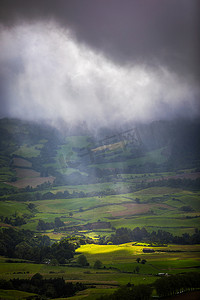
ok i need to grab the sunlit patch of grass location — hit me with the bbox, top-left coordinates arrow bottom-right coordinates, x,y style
75,243 -> 200,278
77,243 -> 145,262
42,231 -> 68,240
83,230 -> 114,239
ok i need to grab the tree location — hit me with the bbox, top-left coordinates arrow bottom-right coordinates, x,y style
51,239 -> 75,263
15,242 -> 32,260
77,254 -> 89,267
54,217 -> 64,228
141,259 -> 147,264
94,260 -> 103,269
31,273 -> 43,286
51,258 -> 58,266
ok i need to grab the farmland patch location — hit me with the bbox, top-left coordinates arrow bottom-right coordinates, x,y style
13,157 -> 32,168
7,176 -> 55,188
13,144 -> 42,158
15,168 -> 40,178
111,203 -> 174,217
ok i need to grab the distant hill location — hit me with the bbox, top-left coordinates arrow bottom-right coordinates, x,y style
0,118 -> 199,187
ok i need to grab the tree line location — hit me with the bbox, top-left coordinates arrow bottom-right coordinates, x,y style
0,215 -> 26,226
0,273 -> 86,299
37,217 -> 65,231
155,272 -> 200,297
1,176 -> 199,203
0,188 -> 120,202
0,228 -> 76,264
100,227 -> 200,245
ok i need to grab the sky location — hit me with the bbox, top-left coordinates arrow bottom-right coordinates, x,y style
0,0 -> 199,129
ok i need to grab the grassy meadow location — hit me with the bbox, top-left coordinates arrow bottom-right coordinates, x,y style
8,186 -> 198,236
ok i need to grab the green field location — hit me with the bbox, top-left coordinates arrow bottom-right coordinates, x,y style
0,243 -> 199,299
19,187 -> 200,235
13,144 -> 43,158
1,185 -> 199,236
0,120 -> 200,299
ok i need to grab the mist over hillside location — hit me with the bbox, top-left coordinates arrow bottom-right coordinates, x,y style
0,117 -> 199,188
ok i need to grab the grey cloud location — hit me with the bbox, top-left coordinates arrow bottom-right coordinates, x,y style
0,1 -> 199,129
0,0 -> 199,81
0,22 -> 199,129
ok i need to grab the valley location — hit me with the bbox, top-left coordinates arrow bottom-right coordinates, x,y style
0,118 -> 200,299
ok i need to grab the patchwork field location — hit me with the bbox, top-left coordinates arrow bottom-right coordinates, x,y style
1,186 -> 199,236
5,157 -> 55,188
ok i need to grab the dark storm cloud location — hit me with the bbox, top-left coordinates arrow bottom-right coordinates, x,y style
0,0 -> 199,79
0,0 -> 199,127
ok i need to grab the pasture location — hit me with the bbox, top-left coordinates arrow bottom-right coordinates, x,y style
0,243 -> 199,299
13,144 -> 43,158
1,185 -> 199,236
